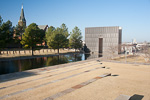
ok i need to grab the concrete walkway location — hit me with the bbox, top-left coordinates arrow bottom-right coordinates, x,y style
0,59 -> 150,100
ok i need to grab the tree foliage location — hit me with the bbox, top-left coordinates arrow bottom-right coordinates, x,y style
39,29 -> 45,44
142,44 -> 150,62
107,44 -> 118,59
46,24 -> 69,54
60,23 -> 69,37
69,26 -> 82,51
0,16 -> 2,26
46,26 -> 55,48
21,23 -> 44,55
60,23 -> 69,48
13,25 -> 26,44
0,16 -> 14,54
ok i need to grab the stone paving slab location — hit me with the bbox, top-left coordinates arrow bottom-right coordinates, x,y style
43,73 -> 111,100
115,94 -> 131,100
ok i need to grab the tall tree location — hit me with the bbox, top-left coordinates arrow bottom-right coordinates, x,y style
39,29 -> 45,45
142,44 -> 150,62
46,26 -> 55,48
47,27 -> 68,54
0,16 -> 3,54
0,17 -> 13,54
60,23 -> 69,48
13,25 -> 26,47
60,23 -> 69,37
69,26 -> 82,52
0,16 -> 2,26
21,23 -> 43,56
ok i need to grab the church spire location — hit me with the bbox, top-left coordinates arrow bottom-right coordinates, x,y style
22,4 -> 23,9
18,4 -> 26,27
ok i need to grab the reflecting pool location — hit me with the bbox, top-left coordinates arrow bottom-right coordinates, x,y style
0,53 -> 101,75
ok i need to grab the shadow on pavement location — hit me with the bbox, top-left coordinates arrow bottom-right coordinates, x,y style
111,74 -> 119,77
130,94 -> 144,100
0,71 -> 37,83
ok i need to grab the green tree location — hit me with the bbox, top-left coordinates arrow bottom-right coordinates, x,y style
69,26 -> 83,52
0,17 -> 13,54
0,16 -> 2,26
47,27 -> 68,54
21,23 -> 43,56
46,26 -> 55,48
60,23 -> 69,37
0,16 -> 3,54
13,25 -> 26,47
60,23 -> 69,48
38,29 -> 45,46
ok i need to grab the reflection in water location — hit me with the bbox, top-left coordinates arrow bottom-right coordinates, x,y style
0,53 -> 100,75
84,53 -> 102,60
46,55 -> 68,66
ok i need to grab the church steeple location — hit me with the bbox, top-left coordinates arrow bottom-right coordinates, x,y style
18,4 -> 26,27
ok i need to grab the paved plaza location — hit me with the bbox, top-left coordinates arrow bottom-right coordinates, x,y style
0,59 -> 150,100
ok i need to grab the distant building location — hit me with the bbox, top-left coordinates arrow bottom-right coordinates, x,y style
37,25 -> 49,46
38,25 -> 48,32
85,26 -> 122,55
18,5 -> 26,27
132,38 -> 137,45
121,43 -> 136,55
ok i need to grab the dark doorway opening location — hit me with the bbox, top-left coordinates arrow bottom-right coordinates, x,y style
99,38 -> 103,53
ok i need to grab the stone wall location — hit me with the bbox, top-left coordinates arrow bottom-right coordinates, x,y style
85,26 -> 122,55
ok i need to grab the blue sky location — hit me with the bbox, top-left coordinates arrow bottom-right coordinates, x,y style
0,0 -> 150,42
